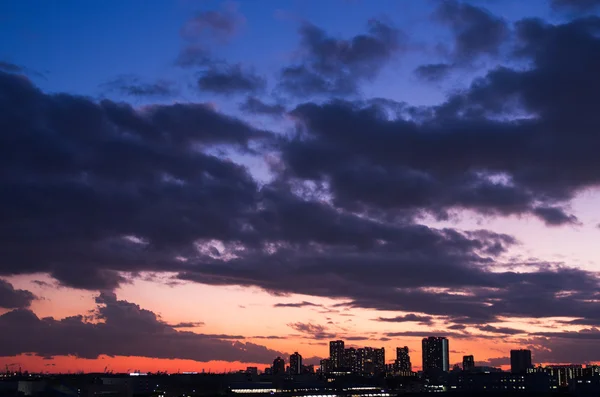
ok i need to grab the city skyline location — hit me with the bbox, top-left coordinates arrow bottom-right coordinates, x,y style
2,0 -> 600,374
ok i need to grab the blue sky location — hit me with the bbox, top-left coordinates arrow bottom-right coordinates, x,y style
0,0 -> 557,106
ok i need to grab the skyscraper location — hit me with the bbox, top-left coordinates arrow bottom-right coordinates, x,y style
320,358 -> 331,374
290,352 -> 302,375
510,349 -> 532,373
345,348 -> 359,373
396,346 -> 412,373
330,340 -> 345,370
272,357 -> 285,375
374,348 -> 386,374
359,347 -> 375,374
422,337 -> 449,373
462,355 -> 475,371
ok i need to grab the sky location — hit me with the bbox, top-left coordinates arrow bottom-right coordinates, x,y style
1,0 -> 600,374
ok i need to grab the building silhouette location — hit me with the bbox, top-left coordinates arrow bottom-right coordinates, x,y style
272,357 -> 285,375
546,364 -> 584,387
357,348 -> 367,373
330,340 -> 345,370
511,349 -> 532,374
422,337 -> 449,373
463,355 -> 475,371
374,348 -> 385,374
396,346 -> 412,373
290,352 -> 302,375
345,347 -> 359,373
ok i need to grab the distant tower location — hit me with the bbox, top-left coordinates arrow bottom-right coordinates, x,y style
345,348 -> 358,373
396,346 -> 412,373
357,348 -> 367,374
462,355 -> 475,371
329,340 -> 345,370
272,357 -> 285,375
290,352 -> 302,375
510,349 -> 532,373
374,348 -> 385,374
422,337 -> 449,373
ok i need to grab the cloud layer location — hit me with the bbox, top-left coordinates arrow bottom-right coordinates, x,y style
0,291 -> 282,363
2,1 -> 600,365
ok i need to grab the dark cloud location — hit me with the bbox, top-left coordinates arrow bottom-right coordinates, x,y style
176,5 -> 244,69
179,217 -> 600,324
274,301 -> 322,308
532,206 -> 579,226
385,330 -> 475,340
560,318 -> 600,326
284,100 -> 537,221
31,280 -> 53,288
175,46 -> 214,68
527,334 -> 600,364
477,356 -> 510,367
3,69 -> 599,330
0,61 -> 24,74
51,267 -> 127,291
533,328 -> 600,340
375,314 -> 434,324
435,0 -> 509,61
197,64 -> 266,95
178,186 -> 600,323
180,5 -> 245,43
240,96 -> 286,116
551,0 -> 600,13
169,321 -> 205,328
287,322 -> 336,340
280,16 -> 600,227
3,8 -> 600,365
0,280 -> 36,309
344,336 -> 370,341
414,63 -> 454,82
0,61 -> 44,79
476,324 -> 526,335
101,75 -> 178,98
0,292 -> 282,363
278,19 -> 403,97
0,71 -> 268,290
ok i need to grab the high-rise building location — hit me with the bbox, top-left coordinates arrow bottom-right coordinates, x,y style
510,349 -> 532,374
246,367 -> 258,376
396,346 -> 412,373
359,347 -> 375,374
357,348 -> 367,374
290,352 -> 302,375
320,358 -> 331,374
345,348 -> 359,373
422,337 -> 449,373
463,355 -> 475,371
330,340 -> 345,370
374,348 -> 386,374
546,365 -> 584,387
272,357 -> 285,375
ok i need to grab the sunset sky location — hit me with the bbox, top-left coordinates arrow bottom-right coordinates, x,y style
1,0 -> 600,374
